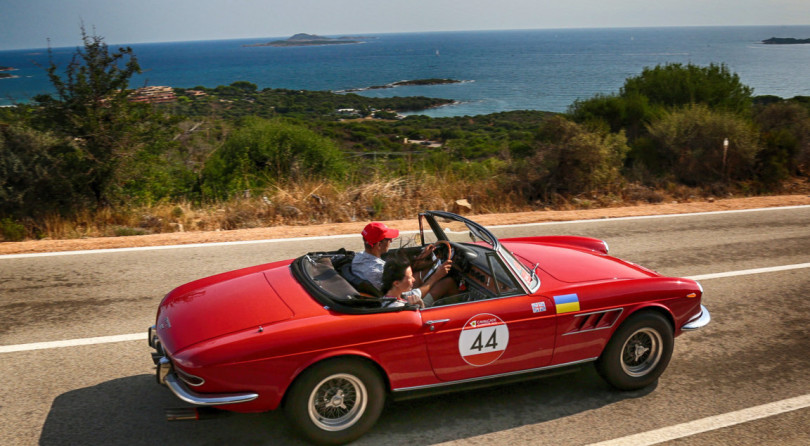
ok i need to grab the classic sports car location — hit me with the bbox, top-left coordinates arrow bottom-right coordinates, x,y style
148,211 -> 709,444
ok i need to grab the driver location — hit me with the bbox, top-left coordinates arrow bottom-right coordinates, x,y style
353,221 -> 458,302
352,222 -> 400,291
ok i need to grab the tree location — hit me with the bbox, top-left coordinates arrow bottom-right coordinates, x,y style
621,63 -> 753,114
570,63 -> 753,143
32,27 -> 164,207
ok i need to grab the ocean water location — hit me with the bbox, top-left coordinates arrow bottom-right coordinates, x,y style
2,26 -> 810,116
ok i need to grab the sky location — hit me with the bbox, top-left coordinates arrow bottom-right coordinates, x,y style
1,0 -> 808,51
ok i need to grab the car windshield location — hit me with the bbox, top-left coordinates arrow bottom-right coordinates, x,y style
421,212 -> 540,292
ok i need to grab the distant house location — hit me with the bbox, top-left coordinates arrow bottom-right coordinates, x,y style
337,108 -> 360,116
403,138 -> 442,148
185,89 -> 207,98
130,86 -> 177,104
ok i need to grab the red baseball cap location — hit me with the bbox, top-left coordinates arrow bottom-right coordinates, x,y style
362,222 -> 399,245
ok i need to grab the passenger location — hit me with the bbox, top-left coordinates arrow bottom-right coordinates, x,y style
380,256 -> 452,308
352,222 -> 400,290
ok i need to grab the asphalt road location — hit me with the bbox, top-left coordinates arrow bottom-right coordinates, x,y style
1,206 -> 809,445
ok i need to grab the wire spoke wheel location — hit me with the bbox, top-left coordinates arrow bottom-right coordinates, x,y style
285,358 -> 384,444
620,328 -> 663,377
596,312 -> 674,390
308,373 -> 368,431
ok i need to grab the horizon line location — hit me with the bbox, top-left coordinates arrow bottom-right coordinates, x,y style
2,23 -> 809,52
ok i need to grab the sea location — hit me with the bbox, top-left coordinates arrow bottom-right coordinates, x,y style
2,26 -> 810,116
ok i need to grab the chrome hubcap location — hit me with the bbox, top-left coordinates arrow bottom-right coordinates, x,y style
621,328 -> 663,377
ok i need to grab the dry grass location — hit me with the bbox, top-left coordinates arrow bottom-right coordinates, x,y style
6,175 -> 809,242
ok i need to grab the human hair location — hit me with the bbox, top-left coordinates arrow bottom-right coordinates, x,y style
381,257 -> 411,295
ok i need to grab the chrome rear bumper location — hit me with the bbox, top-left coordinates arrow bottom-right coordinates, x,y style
164,372 -> 259,406
148,325 -> 258,406
681,305 -> 711,331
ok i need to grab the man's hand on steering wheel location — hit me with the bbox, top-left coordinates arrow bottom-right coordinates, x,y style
415,241 -> 454,284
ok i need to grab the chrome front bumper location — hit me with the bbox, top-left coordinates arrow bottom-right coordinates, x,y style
148,325 -> 259,406
681,305 -> 711,331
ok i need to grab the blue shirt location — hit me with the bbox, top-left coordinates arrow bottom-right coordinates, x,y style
352,251 -> 385,289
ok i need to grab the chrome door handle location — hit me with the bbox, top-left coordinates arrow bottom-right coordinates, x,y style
425,319 -> 450,331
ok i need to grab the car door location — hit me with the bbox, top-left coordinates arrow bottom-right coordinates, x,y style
421,292 -> 556,382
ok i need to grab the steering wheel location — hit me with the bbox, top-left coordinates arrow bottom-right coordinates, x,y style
417,240 -> 454,283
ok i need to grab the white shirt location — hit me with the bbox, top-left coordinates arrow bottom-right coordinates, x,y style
382,288 -> 423,308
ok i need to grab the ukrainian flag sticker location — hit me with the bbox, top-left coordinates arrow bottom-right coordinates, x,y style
554,293 -> 580,314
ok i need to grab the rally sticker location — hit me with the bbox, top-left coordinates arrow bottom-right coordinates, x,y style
459,313 -> 509,366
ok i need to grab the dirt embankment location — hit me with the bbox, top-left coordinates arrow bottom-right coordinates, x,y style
2,194 -> 808,255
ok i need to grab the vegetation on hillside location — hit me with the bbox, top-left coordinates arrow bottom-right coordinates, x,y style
1,31 -> 808,241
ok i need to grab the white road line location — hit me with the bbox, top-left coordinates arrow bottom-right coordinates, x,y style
0,233 -> 364,260
0,333 -> 146,354
2,205 -> 808,260
686,263 -> 810,281
586,394 -> 810,446
485,204 -> 810,230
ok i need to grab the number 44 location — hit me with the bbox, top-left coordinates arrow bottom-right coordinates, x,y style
470,329 -> 498,351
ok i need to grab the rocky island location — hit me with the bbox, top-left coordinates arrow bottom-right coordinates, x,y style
0,66 -> 18,79
245,33 -> 365,47
762,37 -> 810,44
337,78 -> 463,93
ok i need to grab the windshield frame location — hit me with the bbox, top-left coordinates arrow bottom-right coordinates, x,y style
419,211 -> 540,293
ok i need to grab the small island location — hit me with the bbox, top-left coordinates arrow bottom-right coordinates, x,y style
245,33 -> 365,47
762,37 -> 810,45
0,66 -> 19,79
337,79 -> 463,93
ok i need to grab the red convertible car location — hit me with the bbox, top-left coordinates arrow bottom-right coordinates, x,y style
148,211 -> 709,444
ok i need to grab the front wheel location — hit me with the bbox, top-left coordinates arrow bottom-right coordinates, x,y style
596,311 -> 674,390
283,358 -> 385,445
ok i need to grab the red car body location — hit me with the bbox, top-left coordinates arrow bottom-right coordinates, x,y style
149,211 -> 709,444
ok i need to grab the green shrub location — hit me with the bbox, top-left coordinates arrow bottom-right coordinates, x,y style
0,125 -> 86,217
754,101 -> 810,179
0,218 -> 26,241
201,117 -> 349,199
646,104 -> 760,184
510,116 -> 630,201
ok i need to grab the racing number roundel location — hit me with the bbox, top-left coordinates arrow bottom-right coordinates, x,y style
459,313 -> 509,366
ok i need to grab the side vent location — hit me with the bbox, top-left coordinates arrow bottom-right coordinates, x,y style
563,308 -> 623,336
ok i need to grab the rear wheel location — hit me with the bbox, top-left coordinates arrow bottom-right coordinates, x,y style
596,312 -> 674,390
284,358 -> 385,445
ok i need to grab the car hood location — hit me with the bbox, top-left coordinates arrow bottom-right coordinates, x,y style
504,242 -> 657,283
156,265 -> 294,353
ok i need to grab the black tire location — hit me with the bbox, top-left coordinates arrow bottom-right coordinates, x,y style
596,311 -> 674,391
283,358 -> 385,445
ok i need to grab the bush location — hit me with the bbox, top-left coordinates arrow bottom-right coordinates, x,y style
646,104 -> 760,185
754,101 -> 810,179
510,116 -> 630,201
0,125 -> 86,217
569,92 -> 661,141
0,217 -> 26,241
201,117 -> 349,199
